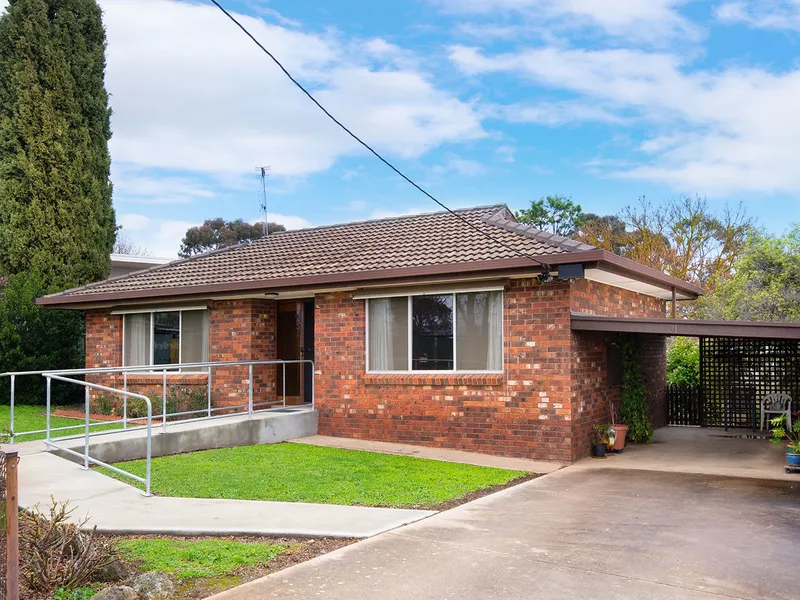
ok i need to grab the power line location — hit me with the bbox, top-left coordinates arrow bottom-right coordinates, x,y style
207,0 -> 552,271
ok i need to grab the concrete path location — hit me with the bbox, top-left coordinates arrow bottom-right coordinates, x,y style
294,435 -> 563,473
208,467 -> 800,600
573,426 -> 796,481
11,446 -> 435,538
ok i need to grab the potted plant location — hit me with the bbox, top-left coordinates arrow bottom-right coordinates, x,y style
769,413 -> 800,468
610,405 -> 628,452
591,424 -> 615,458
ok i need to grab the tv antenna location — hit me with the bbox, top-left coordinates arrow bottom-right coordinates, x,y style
255,166 -> 271,237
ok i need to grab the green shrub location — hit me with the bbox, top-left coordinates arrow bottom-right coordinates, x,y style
90,395 -> 116,416
53,586 -> 99,600
619,336 -> 654,444
667,337 -> 699,387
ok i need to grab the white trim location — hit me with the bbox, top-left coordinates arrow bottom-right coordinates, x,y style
111,305 -> 207,316
365,290 -> 504,375
354,284 -> 503,300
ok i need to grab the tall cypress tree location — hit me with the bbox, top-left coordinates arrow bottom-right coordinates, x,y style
0,0 -> 115,290
0,0 -> 115,402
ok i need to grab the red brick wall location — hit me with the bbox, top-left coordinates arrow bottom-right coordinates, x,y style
569,278 -> 667,458
83,298 -> 278,412
315,279 -> 575,461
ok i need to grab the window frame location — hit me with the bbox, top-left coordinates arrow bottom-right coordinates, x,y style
365,289 -> 504,374
118,307 -> 209,370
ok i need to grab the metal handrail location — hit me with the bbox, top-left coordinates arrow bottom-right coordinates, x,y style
44,374 -> 153,496
2,359 -> 315,441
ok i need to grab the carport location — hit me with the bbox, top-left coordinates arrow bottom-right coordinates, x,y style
572,314 -> 800,478
572,314 -> 800,429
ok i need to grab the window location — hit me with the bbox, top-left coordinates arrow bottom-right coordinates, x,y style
367,291 -> 503,372
123,309 -> 209,367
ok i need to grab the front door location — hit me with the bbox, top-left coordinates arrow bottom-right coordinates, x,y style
276,300 -> 314,405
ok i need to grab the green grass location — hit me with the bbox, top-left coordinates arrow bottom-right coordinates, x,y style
115,539 -> 291,580
105,443 -> 527,508
0,405 -> 121,441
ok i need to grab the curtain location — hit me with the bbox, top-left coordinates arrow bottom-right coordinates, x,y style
180,310 -> 209,368
486,291 -> 503,371
456,291 -> 503,371
368,298 -> 408,370
123,313 -> 151,366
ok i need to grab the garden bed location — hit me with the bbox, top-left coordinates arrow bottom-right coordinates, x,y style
102,442 -> 534,509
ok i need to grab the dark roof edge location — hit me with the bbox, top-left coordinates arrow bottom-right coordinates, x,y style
38,249 -> 702,309
571,313 -> 800,340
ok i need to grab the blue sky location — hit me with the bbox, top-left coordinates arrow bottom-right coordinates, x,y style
88,0 -> 800,256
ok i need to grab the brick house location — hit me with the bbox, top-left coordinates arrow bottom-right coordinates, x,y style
38,205 -> 702,462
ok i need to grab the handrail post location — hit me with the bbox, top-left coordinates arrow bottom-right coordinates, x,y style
311,360 -> 315,410
9,374 -> 15,441
45,377 -> 52,442
207,366 -> 212,418
145,397 -> 152,497
123,372 -> 128,429
282,362 -> 286,408
162,368 -> 167,433
83,387 -> 90,470
248,364 -> 253,419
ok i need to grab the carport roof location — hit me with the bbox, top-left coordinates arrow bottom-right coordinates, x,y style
571,313 -> 800,340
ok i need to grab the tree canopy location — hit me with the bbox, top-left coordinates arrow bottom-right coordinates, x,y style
0,0 -> 115,402
697,227 -> 800,322
0,0 -> 116,290
179,218 -> 286,258
515,195 -> 585,237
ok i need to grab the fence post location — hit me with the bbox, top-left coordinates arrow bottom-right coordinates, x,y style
46,376 -> 52,443
6,451 -> 19,600
123,372 -> 128,430
9,375 -> 14,442
248,364 -> 253,419
83,387 -> 90,470
207,366 -> 212,418
162,369 -> 167,433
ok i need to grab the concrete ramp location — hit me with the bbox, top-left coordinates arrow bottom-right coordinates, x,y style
52,407 -> 318,465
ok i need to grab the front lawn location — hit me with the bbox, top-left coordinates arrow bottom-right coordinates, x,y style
0,405 -> 121,441
116,538 -> 292,580
106,443 -> 528,508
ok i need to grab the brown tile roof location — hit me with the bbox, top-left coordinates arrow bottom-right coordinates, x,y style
41,204 -> 595,304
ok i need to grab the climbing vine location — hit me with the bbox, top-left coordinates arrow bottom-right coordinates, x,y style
619,336 -> 654,444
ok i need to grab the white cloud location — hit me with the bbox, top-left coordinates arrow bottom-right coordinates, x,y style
436,0 -> 700,44
491,101 -> 628,126
449,44 -> 800,194
263,213 -> 314,230
117,213 -> 195,258
715,1 -> 800,30
433,155 -> 487,177
495,145 -> 516,162
111,166 -> 216,205
101,0 -> 484,182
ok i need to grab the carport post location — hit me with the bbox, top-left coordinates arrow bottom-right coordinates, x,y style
671,287 -> 677,319
699,336 -> 705,427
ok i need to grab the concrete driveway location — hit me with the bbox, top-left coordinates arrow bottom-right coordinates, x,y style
210,467 -> 800,600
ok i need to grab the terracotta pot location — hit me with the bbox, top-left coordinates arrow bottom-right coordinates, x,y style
611,424 -> 628,451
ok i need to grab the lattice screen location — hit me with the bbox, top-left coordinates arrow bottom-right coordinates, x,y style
700,337 -> 800,428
